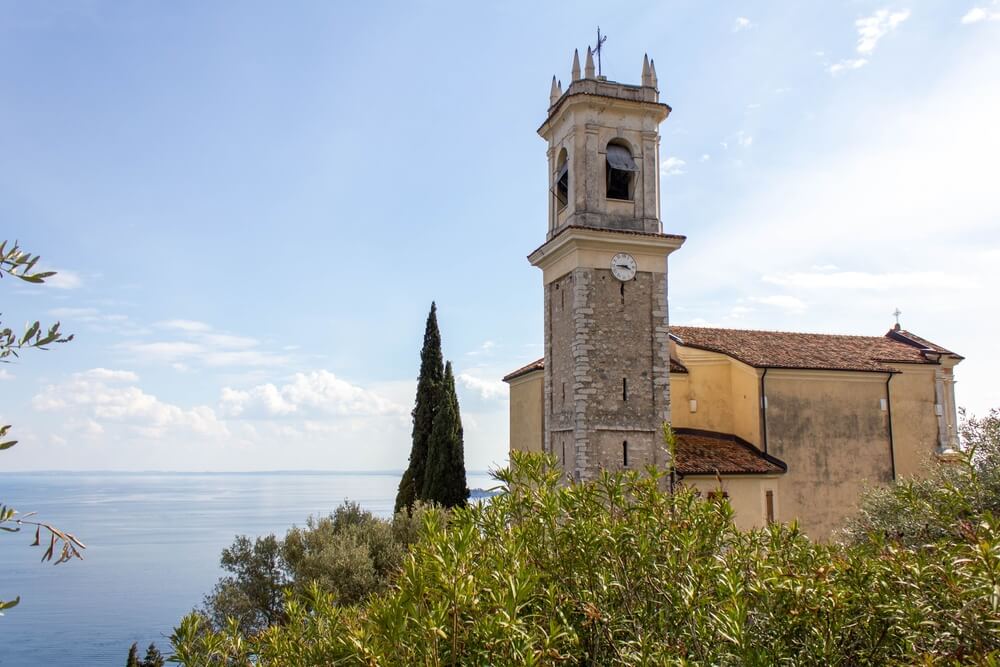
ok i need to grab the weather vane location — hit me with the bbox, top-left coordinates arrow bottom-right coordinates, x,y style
893,307 -> 902,326
592,26 -> 608,76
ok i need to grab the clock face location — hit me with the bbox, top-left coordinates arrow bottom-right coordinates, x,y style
611,253 -> 637,281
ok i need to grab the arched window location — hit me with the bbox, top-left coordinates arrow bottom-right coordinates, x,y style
606,142 -> 637,201
555,149 -> 569,209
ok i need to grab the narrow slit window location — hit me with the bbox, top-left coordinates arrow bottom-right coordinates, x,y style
622,377 -> 628,401
561,382 -> 566,405
606,144 -> 638,201
765,490 -> 775,524
620,282 -> 625,305
561,441 -> 566,465
622,440 -> 629,467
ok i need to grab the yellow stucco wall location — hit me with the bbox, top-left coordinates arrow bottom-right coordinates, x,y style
765,370 -> 893,540
670,344 -> 761,445
682,476 -> 780,532
670,348 -> 735,434
888,365 -> 940,479
507,370 -> 544,453
507,348 -> 954,542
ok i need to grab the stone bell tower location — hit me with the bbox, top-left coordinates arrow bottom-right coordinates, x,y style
530,47 -> 685,481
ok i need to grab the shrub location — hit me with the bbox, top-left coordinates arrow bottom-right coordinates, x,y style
174,452 -> 1000,665
844,407 -> 1000,547
198,501 -> 429,636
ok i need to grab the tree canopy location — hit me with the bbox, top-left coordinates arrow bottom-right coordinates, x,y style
395,303 -> 468,512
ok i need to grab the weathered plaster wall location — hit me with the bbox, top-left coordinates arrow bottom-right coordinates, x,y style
889,365 -> 940,479
682,476 -> 779,532
508,371 -> 544,454
766,371 -> 893,540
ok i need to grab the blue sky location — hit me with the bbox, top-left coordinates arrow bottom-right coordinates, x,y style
1,1 -> 997,471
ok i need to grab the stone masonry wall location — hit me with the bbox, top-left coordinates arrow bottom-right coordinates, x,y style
547,266 -> 672,481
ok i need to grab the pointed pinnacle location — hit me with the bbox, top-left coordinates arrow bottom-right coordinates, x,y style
571,49 -> 581,81
584,46 -> 596,78
550,75 -> 560,105
650,59 -> 658,89
642,54 -> 651,86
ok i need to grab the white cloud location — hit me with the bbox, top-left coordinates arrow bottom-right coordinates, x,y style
961,4 -> 1000,23
661,156 -> 687,176
457,373 -> 508,400
32,369 -> 227,439
219,370 -> 405,419
124,320 -> 290,368
828,8 -> 909,75
699,154 -> 711,162
856,9 -> 910,54
737,132 -> 753,148
828,58 -> 868,75
733,17 -> 753,32
45,270 -> 82,289
0,369 -> 14,381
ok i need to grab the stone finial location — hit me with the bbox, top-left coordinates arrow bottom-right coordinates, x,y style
571,49 -> 581,81
650,58 -> 659,89
584,46 -> 596,78
557,79 -> 563,95
642,54 -> 652,86
550,75 -> 560,105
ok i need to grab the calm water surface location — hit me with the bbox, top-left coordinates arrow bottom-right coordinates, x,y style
0,471 -> 495,666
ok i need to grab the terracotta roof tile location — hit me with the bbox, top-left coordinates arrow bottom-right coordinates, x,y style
888,328 -> 963,359
674,429 -> 786,475
502,358 -> 545,383
670,326 -> 950,372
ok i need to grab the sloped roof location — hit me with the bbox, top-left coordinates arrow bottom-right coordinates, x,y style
888,328 -> 964,359
670,326 -> 959,373
674,429 -> 786,476
502,358 -> 545,382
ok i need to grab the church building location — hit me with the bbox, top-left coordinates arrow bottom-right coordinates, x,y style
503,47 -> 963,540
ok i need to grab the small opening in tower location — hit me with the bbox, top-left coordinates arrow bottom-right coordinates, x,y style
555,149 -> 569,210
561,382 -> 565,405
561,441 -> 566,465
622,377 -> 628,401
622,440 -> 629,467
766,490 -> 775,524
620,282 -> 625,305
606,143 -> 637,201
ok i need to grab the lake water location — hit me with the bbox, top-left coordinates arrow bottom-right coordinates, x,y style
0,471 -> 496,666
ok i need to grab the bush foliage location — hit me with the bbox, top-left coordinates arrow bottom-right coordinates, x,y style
174,449 -> 1000,665
199,501 -> 429,636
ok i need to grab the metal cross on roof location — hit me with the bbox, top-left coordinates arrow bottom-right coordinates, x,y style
592,26 -> 608,76
893,307 -> 902,326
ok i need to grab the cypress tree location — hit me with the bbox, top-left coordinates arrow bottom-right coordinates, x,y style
422,361 -> 469,507
395,303 -> 445,513
126,643 -> 140,667
141,644 -> 165,667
